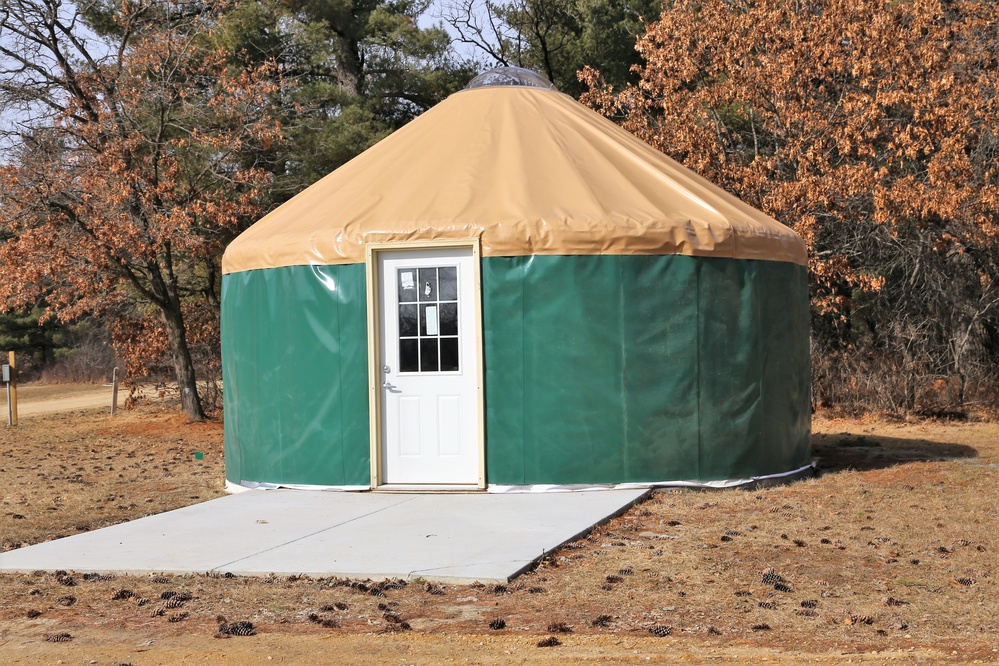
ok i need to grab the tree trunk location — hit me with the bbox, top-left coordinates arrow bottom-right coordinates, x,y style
333,34 -> 364,97
160,304 -> 205,420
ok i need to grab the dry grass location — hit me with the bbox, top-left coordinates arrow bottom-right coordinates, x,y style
1,396 -> 997,662
0,404 -> 225,551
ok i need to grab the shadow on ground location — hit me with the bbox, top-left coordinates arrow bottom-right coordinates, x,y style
812,432 -> 978,474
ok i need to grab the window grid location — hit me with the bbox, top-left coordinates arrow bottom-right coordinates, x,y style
397,265 -> 459,373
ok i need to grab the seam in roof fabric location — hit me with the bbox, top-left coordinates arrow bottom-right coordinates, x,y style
221,255 -> 811,489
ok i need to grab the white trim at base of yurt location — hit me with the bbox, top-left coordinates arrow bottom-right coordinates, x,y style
225,480 -> 370,494
487,463 -> 816,493
224,463 -> 815,495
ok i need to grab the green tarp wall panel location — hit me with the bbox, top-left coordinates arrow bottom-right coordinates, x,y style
222,255 -> 810,488
222,264 -> 370,487
482,255 -> 810,484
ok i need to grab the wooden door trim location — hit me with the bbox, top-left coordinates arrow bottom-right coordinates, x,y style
365,240 -> 485,490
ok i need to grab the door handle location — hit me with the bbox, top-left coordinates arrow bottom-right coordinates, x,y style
382,381 -> 397,390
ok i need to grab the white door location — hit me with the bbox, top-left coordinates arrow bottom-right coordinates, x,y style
377,247 -> 480,485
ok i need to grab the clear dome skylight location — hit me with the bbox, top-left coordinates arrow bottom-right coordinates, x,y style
465,66 -> 556,91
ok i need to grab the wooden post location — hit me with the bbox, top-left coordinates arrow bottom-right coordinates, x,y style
7,351 -> 16,427
110,367 -> 119,416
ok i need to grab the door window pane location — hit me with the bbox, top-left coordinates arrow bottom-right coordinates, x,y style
438,266 -> 457,300
418,268 -> 438,302
419,303 -> 440,337
398,270 -> 418,303
439,303 -> 458,336
399,304 -> 418,337
399,338 -> 419,372
440,337 -> 459,371
420,338 -> 439,372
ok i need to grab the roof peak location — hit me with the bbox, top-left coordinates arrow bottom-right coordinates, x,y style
465,66 -> 556,91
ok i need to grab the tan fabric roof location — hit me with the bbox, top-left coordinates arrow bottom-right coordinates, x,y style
222,86 -> 807,274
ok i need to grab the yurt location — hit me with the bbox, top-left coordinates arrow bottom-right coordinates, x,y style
221,67 -> 811,492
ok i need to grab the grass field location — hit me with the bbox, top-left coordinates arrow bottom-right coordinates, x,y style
0,389 -> 997,664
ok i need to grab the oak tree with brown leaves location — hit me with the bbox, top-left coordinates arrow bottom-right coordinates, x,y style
0,0 -> 282,418
582,0 -> 999,413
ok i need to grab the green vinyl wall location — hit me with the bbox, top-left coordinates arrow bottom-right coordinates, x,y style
222,255 -> 810,488
222,263 -> 371,487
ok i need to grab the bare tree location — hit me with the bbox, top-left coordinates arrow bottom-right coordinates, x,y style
0,0 -> 281,418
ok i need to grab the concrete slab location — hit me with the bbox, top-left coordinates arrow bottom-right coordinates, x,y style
0,489 -> 648,583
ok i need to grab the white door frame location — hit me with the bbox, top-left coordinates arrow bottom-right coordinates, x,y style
365,240 -> 486,489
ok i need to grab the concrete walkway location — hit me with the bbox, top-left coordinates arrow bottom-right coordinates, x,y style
0,488 -> 648,583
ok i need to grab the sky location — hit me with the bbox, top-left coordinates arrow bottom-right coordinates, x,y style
422,0 -> 497,64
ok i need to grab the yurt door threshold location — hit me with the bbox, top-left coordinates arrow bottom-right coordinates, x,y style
375,484 -> 483,493
366,241 -> 486,490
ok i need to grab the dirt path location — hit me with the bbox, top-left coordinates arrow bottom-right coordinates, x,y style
12,384 -> 117,417
0,629 -> 964,665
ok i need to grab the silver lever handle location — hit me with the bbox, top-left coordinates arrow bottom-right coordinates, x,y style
382,381 -> 397,389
